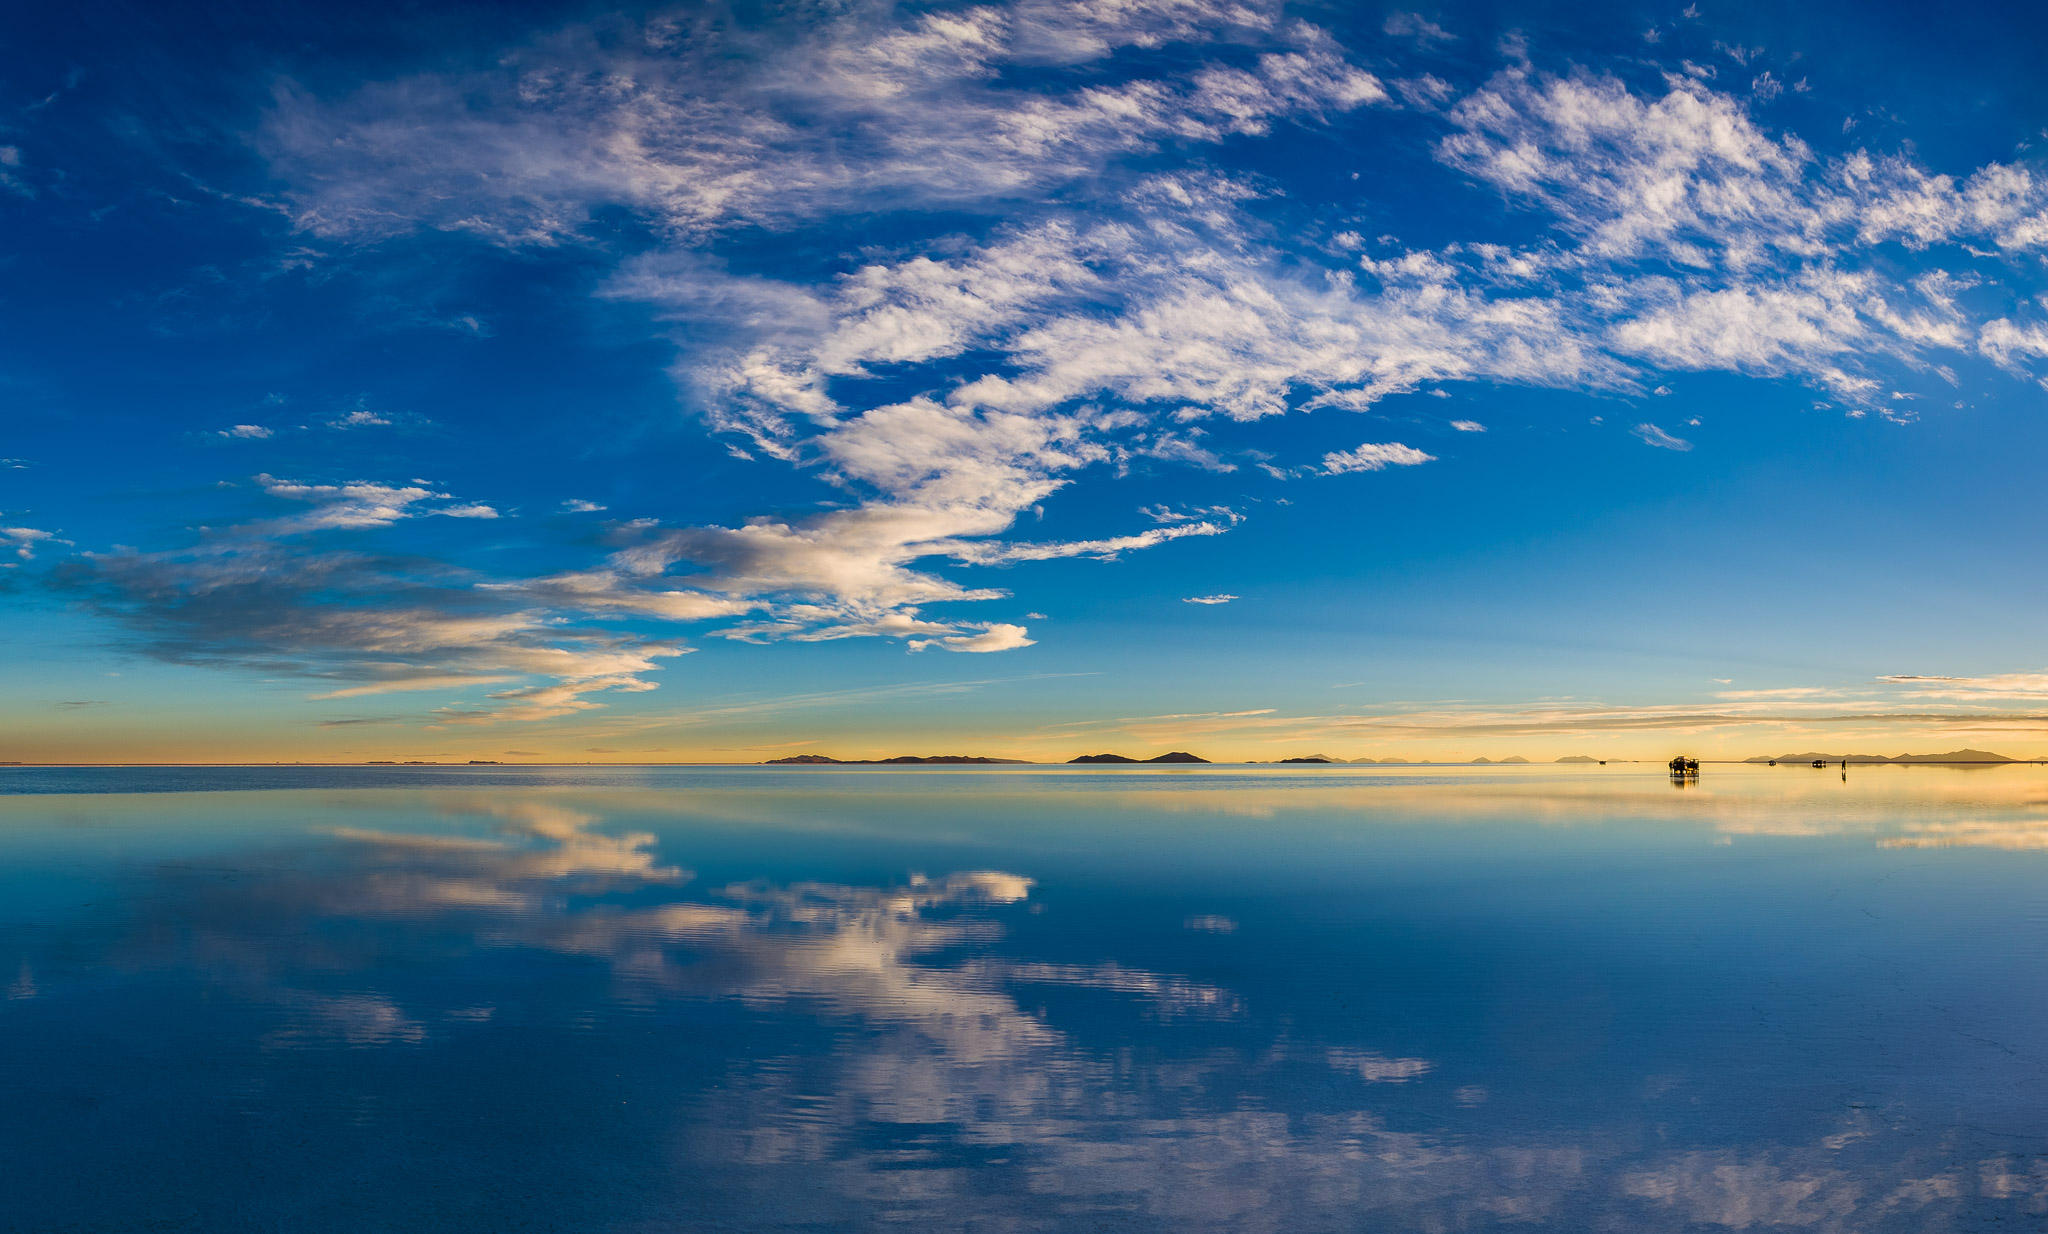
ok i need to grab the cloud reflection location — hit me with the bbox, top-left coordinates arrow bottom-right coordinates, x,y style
68,787 -> 2048,1229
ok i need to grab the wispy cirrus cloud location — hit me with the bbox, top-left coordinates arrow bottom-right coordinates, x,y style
251,474 -> 500,531
262,1 -> 1372,243
1877,671 -> 2048,700
1322,442 -> 1436,473
1631,423 -> 1693,451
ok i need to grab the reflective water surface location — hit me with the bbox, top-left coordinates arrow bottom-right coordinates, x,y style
4,763 -> 2048,1231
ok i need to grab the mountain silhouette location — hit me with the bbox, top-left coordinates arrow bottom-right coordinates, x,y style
764,754 -> 1032,765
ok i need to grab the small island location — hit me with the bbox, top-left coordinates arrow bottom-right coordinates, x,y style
1068,752 -> 1210,764
765,754 -> 1033,765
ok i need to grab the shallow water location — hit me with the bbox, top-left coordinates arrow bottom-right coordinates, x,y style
2,763 -> 2046,1231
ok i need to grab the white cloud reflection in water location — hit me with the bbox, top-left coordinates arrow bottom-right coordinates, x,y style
5,767 -> 2048,1228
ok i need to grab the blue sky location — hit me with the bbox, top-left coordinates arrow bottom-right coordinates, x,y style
5,0 -> 2048,762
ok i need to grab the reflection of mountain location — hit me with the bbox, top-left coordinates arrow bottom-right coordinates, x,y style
1744,749 -> 2017,764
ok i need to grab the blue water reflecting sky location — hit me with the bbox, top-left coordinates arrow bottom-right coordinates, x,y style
3,765 -> 2047,1230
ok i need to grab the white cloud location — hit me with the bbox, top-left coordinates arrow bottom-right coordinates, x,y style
559,499 -> 607,513
1142,503 -> 1239,523
1605,270 -> 1906,397
1392,74 -> 1454,109
1439,69 -> 1821,268
219,424 -> 273,439
1450,419 -> 1485,431
264,6 -> 1383,244
1631,423 -> 1694,451
1978,317 -> 2048,374
1381,12 -> 1454,46
909,622 -> 1036,652
0,526 -> 55,561
948,520 -> 1233,563
1183,593 -> 1238,604
1844,154 -> 2048,253
1322,442 -> 1436,473
254,474 -> 464,530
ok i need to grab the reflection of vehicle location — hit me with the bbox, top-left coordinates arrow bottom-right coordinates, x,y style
1668,756 -> 1700,775
1811,760 -> 1827,768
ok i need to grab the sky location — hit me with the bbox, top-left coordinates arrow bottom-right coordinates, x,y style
4,0 -> 2048,763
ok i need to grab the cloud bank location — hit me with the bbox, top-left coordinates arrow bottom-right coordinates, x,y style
63,0 -> 2048,715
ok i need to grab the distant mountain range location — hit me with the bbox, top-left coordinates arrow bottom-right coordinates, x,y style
754,750 -> 1813,766
763,754 -> 1033,765
762,751 -> 1222,765
1742,749 -> 2018,764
